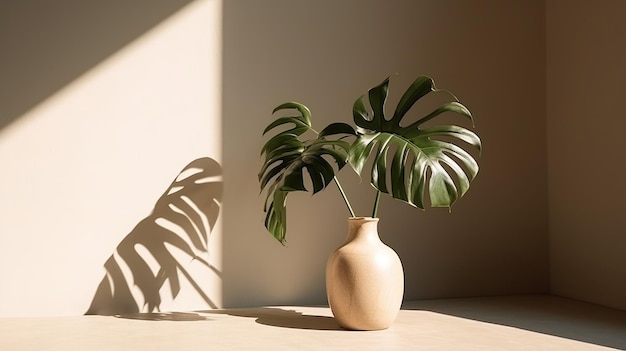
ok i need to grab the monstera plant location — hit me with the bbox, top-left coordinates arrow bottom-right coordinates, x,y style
259,75 -> 482,245
259,74 -> 482,330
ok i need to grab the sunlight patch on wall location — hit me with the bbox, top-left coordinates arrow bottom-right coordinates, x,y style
0,0 -> 222,316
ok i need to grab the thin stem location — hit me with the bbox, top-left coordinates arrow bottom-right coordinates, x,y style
334,176 -> 355,217
312,126 -> 354,217
371,190 -> 381,218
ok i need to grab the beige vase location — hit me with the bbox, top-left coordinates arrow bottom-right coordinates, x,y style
326,217 -> 404,330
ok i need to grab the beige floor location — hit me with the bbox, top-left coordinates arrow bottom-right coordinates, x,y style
1,295 -> 625,350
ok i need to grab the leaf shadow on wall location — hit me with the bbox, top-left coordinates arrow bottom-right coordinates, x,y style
86,157 -> 222,315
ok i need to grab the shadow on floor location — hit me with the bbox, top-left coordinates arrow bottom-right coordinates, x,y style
203,307 -> 343,331
114,307 -> 342,330
403,294 -> 626,350
115,311 -> 212,322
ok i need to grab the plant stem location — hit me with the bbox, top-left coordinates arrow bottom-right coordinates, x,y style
334,176 -> 355,217
312,126 -> 354,217
371,190 -> 381,218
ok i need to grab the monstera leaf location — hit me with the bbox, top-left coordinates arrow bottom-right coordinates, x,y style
349,76 -> 482,210
259,102 -> 355,244
259,75 -> 483,245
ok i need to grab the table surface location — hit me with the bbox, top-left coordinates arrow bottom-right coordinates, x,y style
2,295 -> 626,350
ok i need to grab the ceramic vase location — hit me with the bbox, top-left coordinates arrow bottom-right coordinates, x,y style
326,217 -> 404,330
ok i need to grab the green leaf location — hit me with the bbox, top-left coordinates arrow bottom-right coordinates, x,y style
392,76 -> 435,124
259,103 -> 355,244
348,76 -> 482,209
319,122 -> 357,137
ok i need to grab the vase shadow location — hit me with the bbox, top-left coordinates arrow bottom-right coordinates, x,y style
202,307 -> 343,331
86,157 -> 223,315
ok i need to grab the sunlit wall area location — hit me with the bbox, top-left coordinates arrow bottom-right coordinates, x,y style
0,0 -> 223,317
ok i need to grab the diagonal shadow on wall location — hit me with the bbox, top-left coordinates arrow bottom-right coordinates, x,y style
0,0 -> 195,131
86,157 -> 222,315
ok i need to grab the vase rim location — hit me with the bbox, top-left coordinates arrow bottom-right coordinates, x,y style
348,216 -> 379,221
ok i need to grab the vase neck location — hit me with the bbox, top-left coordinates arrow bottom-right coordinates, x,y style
347,217 -> 380,242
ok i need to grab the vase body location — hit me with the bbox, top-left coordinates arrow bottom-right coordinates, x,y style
326,217 -> 404,330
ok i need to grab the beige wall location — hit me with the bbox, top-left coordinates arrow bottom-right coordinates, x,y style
221,0 -> 549,307
547,0 -> 626,311
0,0 -> 223,316
11,0 -> 625,317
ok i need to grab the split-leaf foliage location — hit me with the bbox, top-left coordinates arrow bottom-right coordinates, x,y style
259,76 -> 482,244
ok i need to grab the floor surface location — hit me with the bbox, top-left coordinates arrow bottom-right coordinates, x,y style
1,295 -> 625,350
